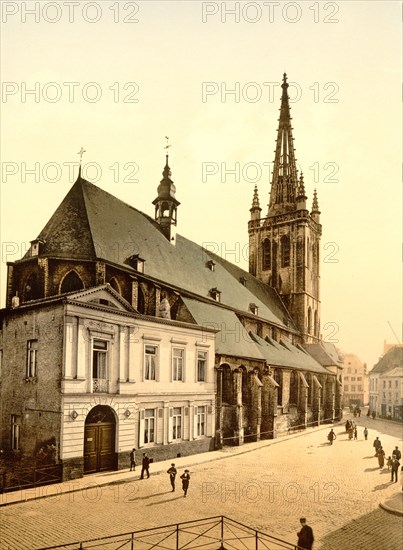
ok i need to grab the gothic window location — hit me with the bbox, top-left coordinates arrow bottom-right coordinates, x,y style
222,365 -> 233,404
307,307 -> 312,334
240,366 -> 248,404
60,271 -> 84,294
262,239 -> 271,270
314,310 -> 318,337
274,369 -> 282,406
24,272 -> 41,301
281,235 -> 290,267
307,373 -> 313,405
289,370 -> 298,404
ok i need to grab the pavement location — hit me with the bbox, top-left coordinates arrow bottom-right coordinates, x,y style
1,416 -> 402,550
1,420 -> 402,518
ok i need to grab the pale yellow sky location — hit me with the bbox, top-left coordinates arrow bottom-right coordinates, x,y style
0,0 -> 401,368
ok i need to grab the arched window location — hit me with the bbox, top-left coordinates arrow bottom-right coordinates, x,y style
240,366 -> 248,404
24,272 -> 41,301
307,307 -> 312,334
289,370 -> 298,404
262,239 -> 271,270
108,277 -> 121,294
274,369 -> 283,406
222,365 -> 233,404
60,271 -> 84,294
281,235 -> 290,267
314,310 -> 318,337
307,373 -> 313,405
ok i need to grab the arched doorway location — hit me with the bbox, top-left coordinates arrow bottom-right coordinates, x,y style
84,405 -> 116,474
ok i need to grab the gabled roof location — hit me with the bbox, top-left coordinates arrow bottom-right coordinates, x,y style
302,342 -> 343,367
21,177 -> 293,330
370,346 -> 403,374
250,333 -> 328,374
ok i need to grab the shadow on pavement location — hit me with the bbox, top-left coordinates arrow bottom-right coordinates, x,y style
317,508 -> 402,550
146,495 -> 186,506
365,467 -> 381,472
373,482 -> 393,491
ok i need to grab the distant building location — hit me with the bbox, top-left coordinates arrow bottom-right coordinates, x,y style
369,346 -> 403,420
342,353 -> 369,408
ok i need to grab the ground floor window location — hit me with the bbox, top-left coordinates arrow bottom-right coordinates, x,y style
172,407 -> 182,440
196,406 -> 206,436
144,409 -> 155,444
11,415 -> 21,450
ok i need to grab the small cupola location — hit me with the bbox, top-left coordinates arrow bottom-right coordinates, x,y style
152,154 -> 180,245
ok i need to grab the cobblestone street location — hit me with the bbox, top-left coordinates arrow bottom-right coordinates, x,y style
1,417 -> 402,550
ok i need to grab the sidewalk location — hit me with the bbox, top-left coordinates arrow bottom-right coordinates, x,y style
0,422 -> 333,507
1,419 -> 402,517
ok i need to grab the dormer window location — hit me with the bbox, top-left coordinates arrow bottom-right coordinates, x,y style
206,260 -> 216,272
30,239 -> 45,257
239,277 -> 247,286
249,303 -> 258,315
209,287 -> 221,302
126,254 -> 145,273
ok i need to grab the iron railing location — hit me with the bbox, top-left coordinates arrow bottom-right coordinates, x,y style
37,515 -> 303,550
0,463 -> 62,493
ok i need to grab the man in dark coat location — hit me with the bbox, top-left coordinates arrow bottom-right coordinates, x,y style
297,518 -> 314,550
373,437 -> 381,456
180,469 -> 191,497
391,457 -> 400,482
167,463 -> 177,491
140,453 -> 150,479
392,446 -> 401,461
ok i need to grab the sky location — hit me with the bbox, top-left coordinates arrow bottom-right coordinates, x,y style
0,0 -> 401,370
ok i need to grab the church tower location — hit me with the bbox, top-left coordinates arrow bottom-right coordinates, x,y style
248,74 -> 322,343
152,154 -> 180,245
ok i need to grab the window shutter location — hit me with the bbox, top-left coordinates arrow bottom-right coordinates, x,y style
139,409 -> 145,447
168,407 -> 173,443
193,406 -> 198,439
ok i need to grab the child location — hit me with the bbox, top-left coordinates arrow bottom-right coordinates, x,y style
387,456 -> 393,470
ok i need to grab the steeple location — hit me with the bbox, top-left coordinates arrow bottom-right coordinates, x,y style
296,172 -> 307,210
152,154 -> 180,244
250,185 -> 262,221
268,73 -> 298,216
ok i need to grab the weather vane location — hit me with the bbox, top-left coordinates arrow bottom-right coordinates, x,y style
78,147 -> 86,165
164,136 -> 171,152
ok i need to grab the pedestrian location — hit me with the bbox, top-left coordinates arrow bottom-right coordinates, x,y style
357,407 -> 361,417
353,408 -> 357,418
345,420 -> 351,432
353,426 -> 357,440
367,409 -> 371,418
140,453 -> 150,479
348,427 -> 353,440
377,446 -> 385,469
363,427 -> 368,440
391,457 -> 400,482
327,429 -> 336,445
129,448 -> 136,471
373,437 -> 381,456
392,446 -> 401,461
180,469 -> 191,497
386,456 -> 393,470
297,517 -> 314,550
167,463 -> 177,492
372,411 -> 376,419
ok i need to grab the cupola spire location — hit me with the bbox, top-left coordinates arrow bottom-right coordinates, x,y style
152,146 -> 180,245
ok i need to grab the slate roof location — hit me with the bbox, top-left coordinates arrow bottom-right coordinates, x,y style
23,177 -> 293,331
250,333 -> 329,374
370,346 -> 403,374
302,342 -> 343,367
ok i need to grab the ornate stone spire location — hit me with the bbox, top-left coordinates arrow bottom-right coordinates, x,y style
311,189 -> 320,222
250,185 -> 262,221
268,73 -> 299,216
297,172 -> 307,199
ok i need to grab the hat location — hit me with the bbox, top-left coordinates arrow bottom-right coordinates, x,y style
300,517 -> 306,522
171,463 -> 175,466
185,469 -> 189,472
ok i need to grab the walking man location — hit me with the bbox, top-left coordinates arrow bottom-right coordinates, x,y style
297,517 -> 314,550
180,469 -> 191,497
167,463 -> 177,491
363,427 -> 368,440
391,457 -> 400,483
373,437 -> 381,456
140,453 -> 150,479
392,446 -> 401,461
327,429 -> 336,445
129,448 -> 136,471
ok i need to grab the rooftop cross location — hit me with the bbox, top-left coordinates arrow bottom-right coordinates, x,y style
77,147 -> 86,165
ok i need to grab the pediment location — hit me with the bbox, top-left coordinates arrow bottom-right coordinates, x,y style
65,284 -> 135,312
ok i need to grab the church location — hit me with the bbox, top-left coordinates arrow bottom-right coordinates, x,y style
0,74 -> 343,481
